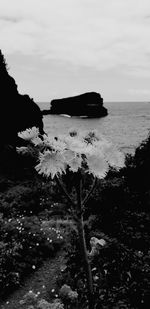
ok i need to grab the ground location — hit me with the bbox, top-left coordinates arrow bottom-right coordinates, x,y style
0,249 -> 66,309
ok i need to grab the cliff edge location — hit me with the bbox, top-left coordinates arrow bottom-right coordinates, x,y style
0,50 -> 44,149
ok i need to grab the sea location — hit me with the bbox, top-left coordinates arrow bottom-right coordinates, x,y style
37,101 -> 150,155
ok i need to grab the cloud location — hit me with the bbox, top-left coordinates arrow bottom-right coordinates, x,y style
1,0 -> 150,102
127,67 -> 150,78
0,0 -> 150,72
129,89 -> 150,96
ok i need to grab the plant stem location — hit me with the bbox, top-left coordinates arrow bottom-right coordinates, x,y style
82,178 -> 98,207
56,173 -> 96,308
55,176 -> 76,209
76,172 -> 94,309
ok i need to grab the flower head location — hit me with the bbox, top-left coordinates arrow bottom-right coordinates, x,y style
35,150 -> 66,179
64,135 -> 85,153
63,150 -> 82,172
18,127 -> 39,141
16,146 -> 29,155
104,143 -> 125,169
86,153 -> 109,178
17,127 -> 124,179
43,135 -> 66,152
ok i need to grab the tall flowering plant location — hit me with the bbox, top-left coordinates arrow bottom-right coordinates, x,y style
17,127 -> 124,309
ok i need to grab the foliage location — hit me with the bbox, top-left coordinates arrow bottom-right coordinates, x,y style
61,231 -> 150,308
54,132 -> 150,308
59,284 -> 78,306
0,155 -> 67,300
125,133 -> 150,191
0,179 -> 59,217
16,127 -> 125,309
19,291 -> 64,309
0,197 -> 64,298
1,126 -> 150,308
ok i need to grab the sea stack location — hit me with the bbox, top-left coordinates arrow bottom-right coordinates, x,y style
42,92 -> 108,118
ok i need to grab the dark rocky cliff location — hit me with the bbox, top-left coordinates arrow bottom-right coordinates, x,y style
0,50 -> 44,149
42,92 -> 108,118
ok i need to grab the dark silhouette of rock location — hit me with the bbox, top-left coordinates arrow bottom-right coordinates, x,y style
0,50 -> 44,149
42,92 -> 108,118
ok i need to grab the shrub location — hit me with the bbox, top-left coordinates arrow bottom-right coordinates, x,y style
0,214 -> 64,298
62,231 -> 150,308
19,291 -> 64,309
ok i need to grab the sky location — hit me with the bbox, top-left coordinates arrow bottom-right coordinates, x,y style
0,0 -> 150,102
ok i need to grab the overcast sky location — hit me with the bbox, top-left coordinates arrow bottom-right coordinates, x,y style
0,0 -> 150,102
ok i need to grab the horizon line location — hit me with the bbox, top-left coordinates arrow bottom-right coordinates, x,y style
36,100 -> 150,103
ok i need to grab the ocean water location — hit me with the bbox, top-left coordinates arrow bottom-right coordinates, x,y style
37,101 -> 150,155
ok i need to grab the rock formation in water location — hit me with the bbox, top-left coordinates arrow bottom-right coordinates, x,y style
0,50 -> 44,149
42,92 -> 108,118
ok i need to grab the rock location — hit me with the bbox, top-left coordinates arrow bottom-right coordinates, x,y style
0,50 -> 44,149
42,92 -> 108,118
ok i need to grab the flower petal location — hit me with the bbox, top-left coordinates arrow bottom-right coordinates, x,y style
18,127 -> 39,141
16,146 -> 29,155
35,150 -> 66,178
86,153 -> 109,179
68,155 -> 82,173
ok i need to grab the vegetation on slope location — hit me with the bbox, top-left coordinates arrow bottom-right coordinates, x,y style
0,50 -> 150,308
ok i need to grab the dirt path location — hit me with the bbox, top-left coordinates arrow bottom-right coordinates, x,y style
0,249 -> 66,309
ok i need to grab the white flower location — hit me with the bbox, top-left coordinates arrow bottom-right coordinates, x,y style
35,150 -> 66,178
43,135 -> 66,152
37,132 -> 124,179
98,238 -> 107,246
93,140 -> 124,168
68,155 -> 82,172
31,136 -> 43,146
69,129 -> 100,144
105,146 -> 125,169
64,136 -> 85,153
17,128 -> 124,179
89,237 -> 107,257
90,237 -> 106,248
83,130 -> 100,144
18,127 -> 39,141
93,275 -> 99,282
63,150 -> 82,172
16,146 -> 29,155
63,149 -> 75,162
86,153 -> 109,179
